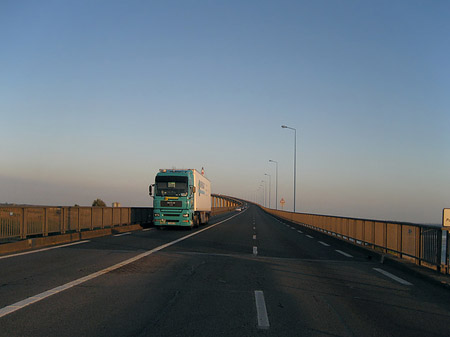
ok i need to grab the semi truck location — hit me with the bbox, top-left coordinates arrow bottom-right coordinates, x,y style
149,169 -> 211,228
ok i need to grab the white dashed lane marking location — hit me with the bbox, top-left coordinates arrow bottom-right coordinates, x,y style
335,250 -> 353,258
114,232 -> 131,237
0,240 -> 90,260
254,290 -> 270,329
373,268 -> 413,286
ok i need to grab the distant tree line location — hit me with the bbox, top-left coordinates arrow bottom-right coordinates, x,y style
72,199 -> 107,207
92,198 -> 106,207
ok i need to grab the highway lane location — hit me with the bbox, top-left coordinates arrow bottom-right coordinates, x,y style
0,211 -> 235,310
1,205 -> 450,336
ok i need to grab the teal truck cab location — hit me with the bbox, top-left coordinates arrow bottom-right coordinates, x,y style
149,169 -> 211,228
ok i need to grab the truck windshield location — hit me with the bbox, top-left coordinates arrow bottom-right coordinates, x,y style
155,176 -> 188,197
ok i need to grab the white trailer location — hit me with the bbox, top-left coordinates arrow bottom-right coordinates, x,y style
192,169 -> 211,224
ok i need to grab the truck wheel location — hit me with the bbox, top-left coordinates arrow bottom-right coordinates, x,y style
200,213 -> 206,225
193,215 -> 199,228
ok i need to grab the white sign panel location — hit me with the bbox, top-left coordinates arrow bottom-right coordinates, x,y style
443,209 -> 450,227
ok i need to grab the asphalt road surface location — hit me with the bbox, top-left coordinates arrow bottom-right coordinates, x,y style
1,205 -> 450,337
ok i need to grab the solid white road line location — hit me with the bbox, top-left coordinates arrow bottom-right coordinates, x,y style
254,290 -> 270,329
0,211 -> 243,319
335,250 -> 353,258
373,268 -> 413,286
253,246 -> 258,255
0,240 -> 90,260
142,228 -> 153,232
114,232 -> 131,237
306,235 -> 314,239
318,241 -> 330,247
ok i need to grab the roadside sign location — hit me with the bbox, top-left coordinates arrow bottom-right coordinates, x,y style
443,209 -> 450,227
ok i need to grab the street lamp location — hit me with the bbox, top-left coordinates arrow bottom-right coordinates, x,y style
258,184 -> 265,206
281,125 -> 297,213
269,160 -> 278,210
261,180 -> 266,207
264,173 -> 271,209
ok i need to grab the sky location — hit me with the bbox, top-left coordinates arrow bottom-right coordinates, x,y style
1,0 -> 449,224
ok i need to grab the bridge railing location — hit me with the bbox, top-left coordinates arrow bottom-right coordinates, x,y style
0,206 -> 153,241
211,194 -> 243,216
262,207 -> 448,274
0,195 -> 241,242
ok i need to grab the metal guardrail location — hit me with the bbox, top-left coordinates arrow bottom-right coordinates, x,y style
0,195 -> 241,242
210,194 -> 243,216
262,207 -> 449,274
0,206 -> 153,241
211,194 -> 243,209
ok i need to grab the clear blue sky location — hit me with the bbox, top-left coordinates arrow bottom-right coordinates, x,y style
1,1 -> 449,224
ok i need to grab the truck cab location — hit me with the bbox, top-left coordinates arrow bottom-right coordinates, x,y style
149,169 -> 211,228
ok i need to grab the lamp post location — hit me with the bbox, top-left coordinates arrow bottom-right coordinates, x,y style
259,184 -> 265,206
269,160 -> 278,210
281,125 -> 297,213
261,180 -> 266,207
264,173 -> 271,209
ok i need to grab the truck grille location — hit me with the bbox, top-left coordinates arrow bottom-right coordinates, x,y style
161,200 -> 182,207
163,213 -> 180,217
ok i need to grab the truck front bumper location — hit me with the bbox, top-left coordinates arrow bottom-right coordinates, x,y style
153,210 -> 193,227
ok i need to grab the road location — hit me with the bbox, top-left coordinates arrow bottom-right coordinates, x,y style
1,205 -> 450,336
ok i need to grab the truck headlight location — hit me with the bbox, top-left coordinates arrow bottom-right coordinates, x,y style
183,213 -> 189,217
154,213 -> 160,217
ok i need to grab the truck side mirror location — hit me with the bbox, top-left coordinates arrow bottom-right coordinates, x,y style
149,184 -> 153,196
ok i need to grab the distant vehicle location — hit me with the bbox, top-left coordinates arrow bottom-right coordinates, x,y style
149,169 -> 211,228
236,207 -> 242,212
